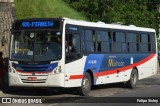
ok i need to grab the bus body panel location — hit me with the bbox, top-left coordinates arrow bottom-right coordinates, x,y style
64,19 -> 155,33
95,70 -> 131,85
64,56 -> 86,87
64,53 -> 157,87
137,55 -> 157,80
9,73 -> 65,87
84,53 -> 156,82
94,54 -> 157,85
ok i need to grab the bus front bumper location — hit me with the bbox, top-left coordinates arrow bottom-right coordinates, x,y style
8,73 -> 65,87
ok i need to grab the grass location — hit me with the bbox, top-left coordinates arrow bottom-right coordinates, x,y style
15,0 -> 87,20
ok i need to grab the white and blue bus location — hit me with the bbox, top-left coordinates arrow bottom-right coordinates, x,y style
3,18 -> 157,96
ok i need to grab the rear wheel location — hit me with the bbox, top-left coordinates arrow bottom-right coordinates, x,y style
78,72 -> 91,96
126,68 -> 138,89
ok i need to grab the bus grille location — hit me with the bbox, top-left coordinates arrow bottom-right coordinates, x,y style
12,62 -> 58,83
21,79 -> 46,83
12,62 -> 58,73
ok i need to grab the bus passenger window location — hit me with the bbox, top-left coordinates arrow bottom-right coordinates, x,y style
65,33 -> 81,53
96,31 -> 110,52
65,33 -> 81,63
150,34 -> 156,52
140,34 -> 148,52
66,34 -> 73,53
127,33 -> 137,52
85,30 -> 94,52
113,32 -> 126,52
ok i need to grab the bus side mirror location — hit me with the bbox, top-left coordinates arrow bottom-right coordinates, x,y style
2,36 -> 5,46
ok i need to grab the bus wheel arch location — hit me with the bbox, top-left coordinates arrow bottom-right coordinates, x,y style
133,67 -> 139,80
85,69 -> 94,86
126,67 -> 138,89
78,70 -> 93,96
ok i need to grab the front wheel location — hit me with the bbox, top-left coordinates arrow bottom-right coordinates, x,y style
78,72 -> 91,96
126,69 -> 138,89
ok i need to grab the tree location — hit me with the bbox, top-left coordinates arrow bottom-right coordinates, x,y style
63,0 -> 158,28
63,0 -> 159,48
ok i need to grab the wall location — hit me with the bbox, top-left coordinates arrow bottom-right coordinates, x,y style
0,1 -> 16,58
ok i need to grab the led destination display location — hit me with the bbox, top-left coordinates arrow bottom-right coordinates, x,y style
13,19 -> 61,30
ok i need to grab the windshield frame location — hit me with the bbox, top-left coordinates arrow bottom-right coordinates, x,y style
9,29 -> 63,62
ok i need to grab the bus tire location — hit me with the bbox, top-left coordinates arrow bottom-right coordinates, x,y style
78,72 -> 91,96
126,68 -> 138,89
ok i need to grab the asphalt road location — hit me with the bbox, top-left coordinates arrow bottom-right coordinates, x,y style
1,72 -> 160,97
0,71 -> 160,106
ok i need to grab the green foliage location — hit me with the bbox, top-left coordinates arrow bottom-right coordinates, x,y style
157,39 -> 160,50
15,0 -> 87,20
63,0 -> 159,31
63,0 -> 159,48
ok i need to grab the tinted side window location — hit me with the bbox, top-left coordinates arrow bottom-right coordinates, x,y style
66,33 -> 81,53
113,32 -> 126,52
96,31 -> 111,52
140,34 -> 148,52
84,30 -> 95,52
65,32 -> 82,63
127,33 -> 137,52
150,34 -> 156,52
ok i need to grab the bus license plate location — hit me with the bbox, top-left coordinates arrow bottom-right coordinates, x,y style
27,77 -> 37,81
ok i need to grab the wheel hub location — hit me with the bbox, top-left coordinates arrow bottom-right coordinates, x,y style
82,78 -> 89,90
132,73 -> 137,85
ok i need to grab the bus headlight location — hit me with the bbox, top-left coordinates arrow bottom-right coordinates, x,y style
54,66 -> 62,74
8,65 -> 12,72
12,63 -> 22,70
13,70 -> 15,73
53,68 -> 57,74
58,66 -> 62,72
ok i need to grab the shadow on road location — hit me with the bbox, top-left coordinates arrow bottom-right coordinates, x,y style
91,82 -> 126,91
1,87 -> 80,96
1,82 -> 127,96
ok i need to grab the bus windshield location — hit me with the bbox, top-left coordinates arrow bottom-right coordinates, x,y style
10,30 -> 62,61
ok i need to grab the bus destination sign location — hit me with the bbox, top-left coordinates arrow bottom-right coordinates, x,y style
22,21 -> 54,28
13,19 -> 61,30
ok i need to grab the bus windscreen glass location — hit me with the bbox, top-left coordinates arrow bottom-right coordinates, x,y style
10,31 -> 62,61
